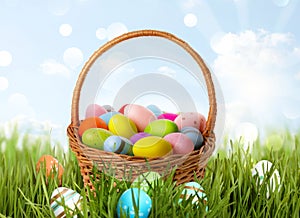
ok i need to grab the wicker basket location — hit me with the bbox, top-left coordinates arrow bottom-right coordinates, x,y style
67,29 -> 217,191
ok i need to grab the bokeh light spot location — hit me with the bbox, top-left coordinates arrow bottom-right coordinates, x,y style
59,24 -> 72,37
0,50 -> 12,67
96,28 -> 107,40
106,22 -> 128,40
184,13 -> 198,27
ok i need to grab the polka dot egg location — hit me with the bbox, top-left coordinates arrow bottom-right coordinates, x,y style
50,187 -> 83,218
117,188 -> 152,218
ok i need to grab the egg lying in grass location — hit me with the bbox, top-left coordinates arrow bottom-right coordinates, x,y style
50,187 -> 83,218
36,155 -> 64,183
131,172 -> 161,192
117,188 -> 152,218
179,182 -> 208,211
251,160 -> 281,198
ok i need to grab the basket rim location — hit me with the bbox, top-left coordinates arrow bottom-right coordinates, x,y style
70,29 -> 217,137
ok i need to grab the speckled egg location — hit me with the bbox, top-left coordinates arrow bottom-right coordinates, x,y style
133,136 -> 172,158
78,117 -> 108,137
131,171 -> 161,192
174,112 -> 206,133
104,135 -> 133,155
124,104 -> 157,132
180,126 -> 204,150
50,187 -> 82,218
117,188 -> 152,218
108,114 -> 138,139
146,105 -> 163,117
157,113 -> 178,121
130,132 -> 151,144
99,111 -> 119,125
81,128 -> 112,149
85,103 -> 107,118
36,155 -> 64,183
180,182 -> 208,211
144,119 -> 178,137
251,160 -> 281,198
163,133 -> 194,154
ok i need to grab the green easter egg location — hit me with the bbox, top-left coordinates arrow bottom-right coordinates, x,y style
131,171 -> 161,192
144,119 -> 178,137
81,128 -> 113,150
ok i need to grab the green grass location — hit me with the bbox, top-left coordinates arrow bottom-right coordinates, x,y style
0,126 -> 299,217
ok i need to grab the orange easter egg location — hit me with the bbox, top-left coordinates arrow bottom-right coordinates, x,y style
36,155 -> 64,182
78,117 -> 108,137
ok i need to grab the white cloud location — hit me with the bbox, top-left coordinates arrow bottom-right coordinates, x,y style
5,93 -> 36,120
0,50 -> 12,67
0,77 -> 9,90
272,0 -> 290,7
0,115 -> 68,149
40,59 -> 70,78
63,47 -> 83,69
211,29 -> 300,130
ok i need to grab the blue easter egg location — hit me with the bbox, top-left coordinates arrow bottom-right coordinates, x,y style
179,182 -> 208,211
99,111 -> 119,125
117,188 -> 152,218
180,127 -> 204,150
146,105 -> 162,117
104,135 -> 133,155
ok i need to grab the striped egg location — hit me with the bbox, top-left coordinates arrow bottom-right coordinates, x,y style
180,126 -> 204,150
104,135 -> 133,155
179,182 -> 208,211
50,187 -> 82,218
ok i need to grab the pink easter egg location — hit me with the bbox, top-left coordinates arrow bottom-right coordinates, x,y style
163,133 -> 194,154
174,112 -> 206,133
85,104 -> 107,118
124,104 -> 157,132
157,113 -> 178,121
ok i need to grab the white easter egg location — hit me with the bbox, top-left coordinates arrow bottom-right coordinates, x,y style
50,187 -> 82,218
251,160 -> 281,198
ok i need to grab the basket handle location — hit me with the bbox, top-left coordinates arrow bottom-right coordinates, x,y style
71,30 -> 217,137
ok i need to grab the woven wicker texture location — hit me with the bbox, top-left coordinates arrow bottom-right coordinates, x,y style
67,30 -> 217,191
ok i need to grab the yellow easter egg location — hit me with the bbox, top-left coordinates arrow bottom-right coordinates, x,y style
133,136 -> 172,158
108,114 -> 138,139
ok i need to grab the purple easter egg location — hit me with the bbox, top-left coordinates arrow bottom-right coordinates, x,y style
130,132 -> 151,144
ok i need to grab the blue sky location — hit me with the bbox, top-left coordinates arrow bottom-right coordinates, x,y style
0,0 -> 299,148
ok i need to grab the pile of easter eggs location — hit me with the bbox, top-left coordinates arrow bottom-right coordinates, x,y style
79,103 -> 206,158
116,171 -> 208,218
